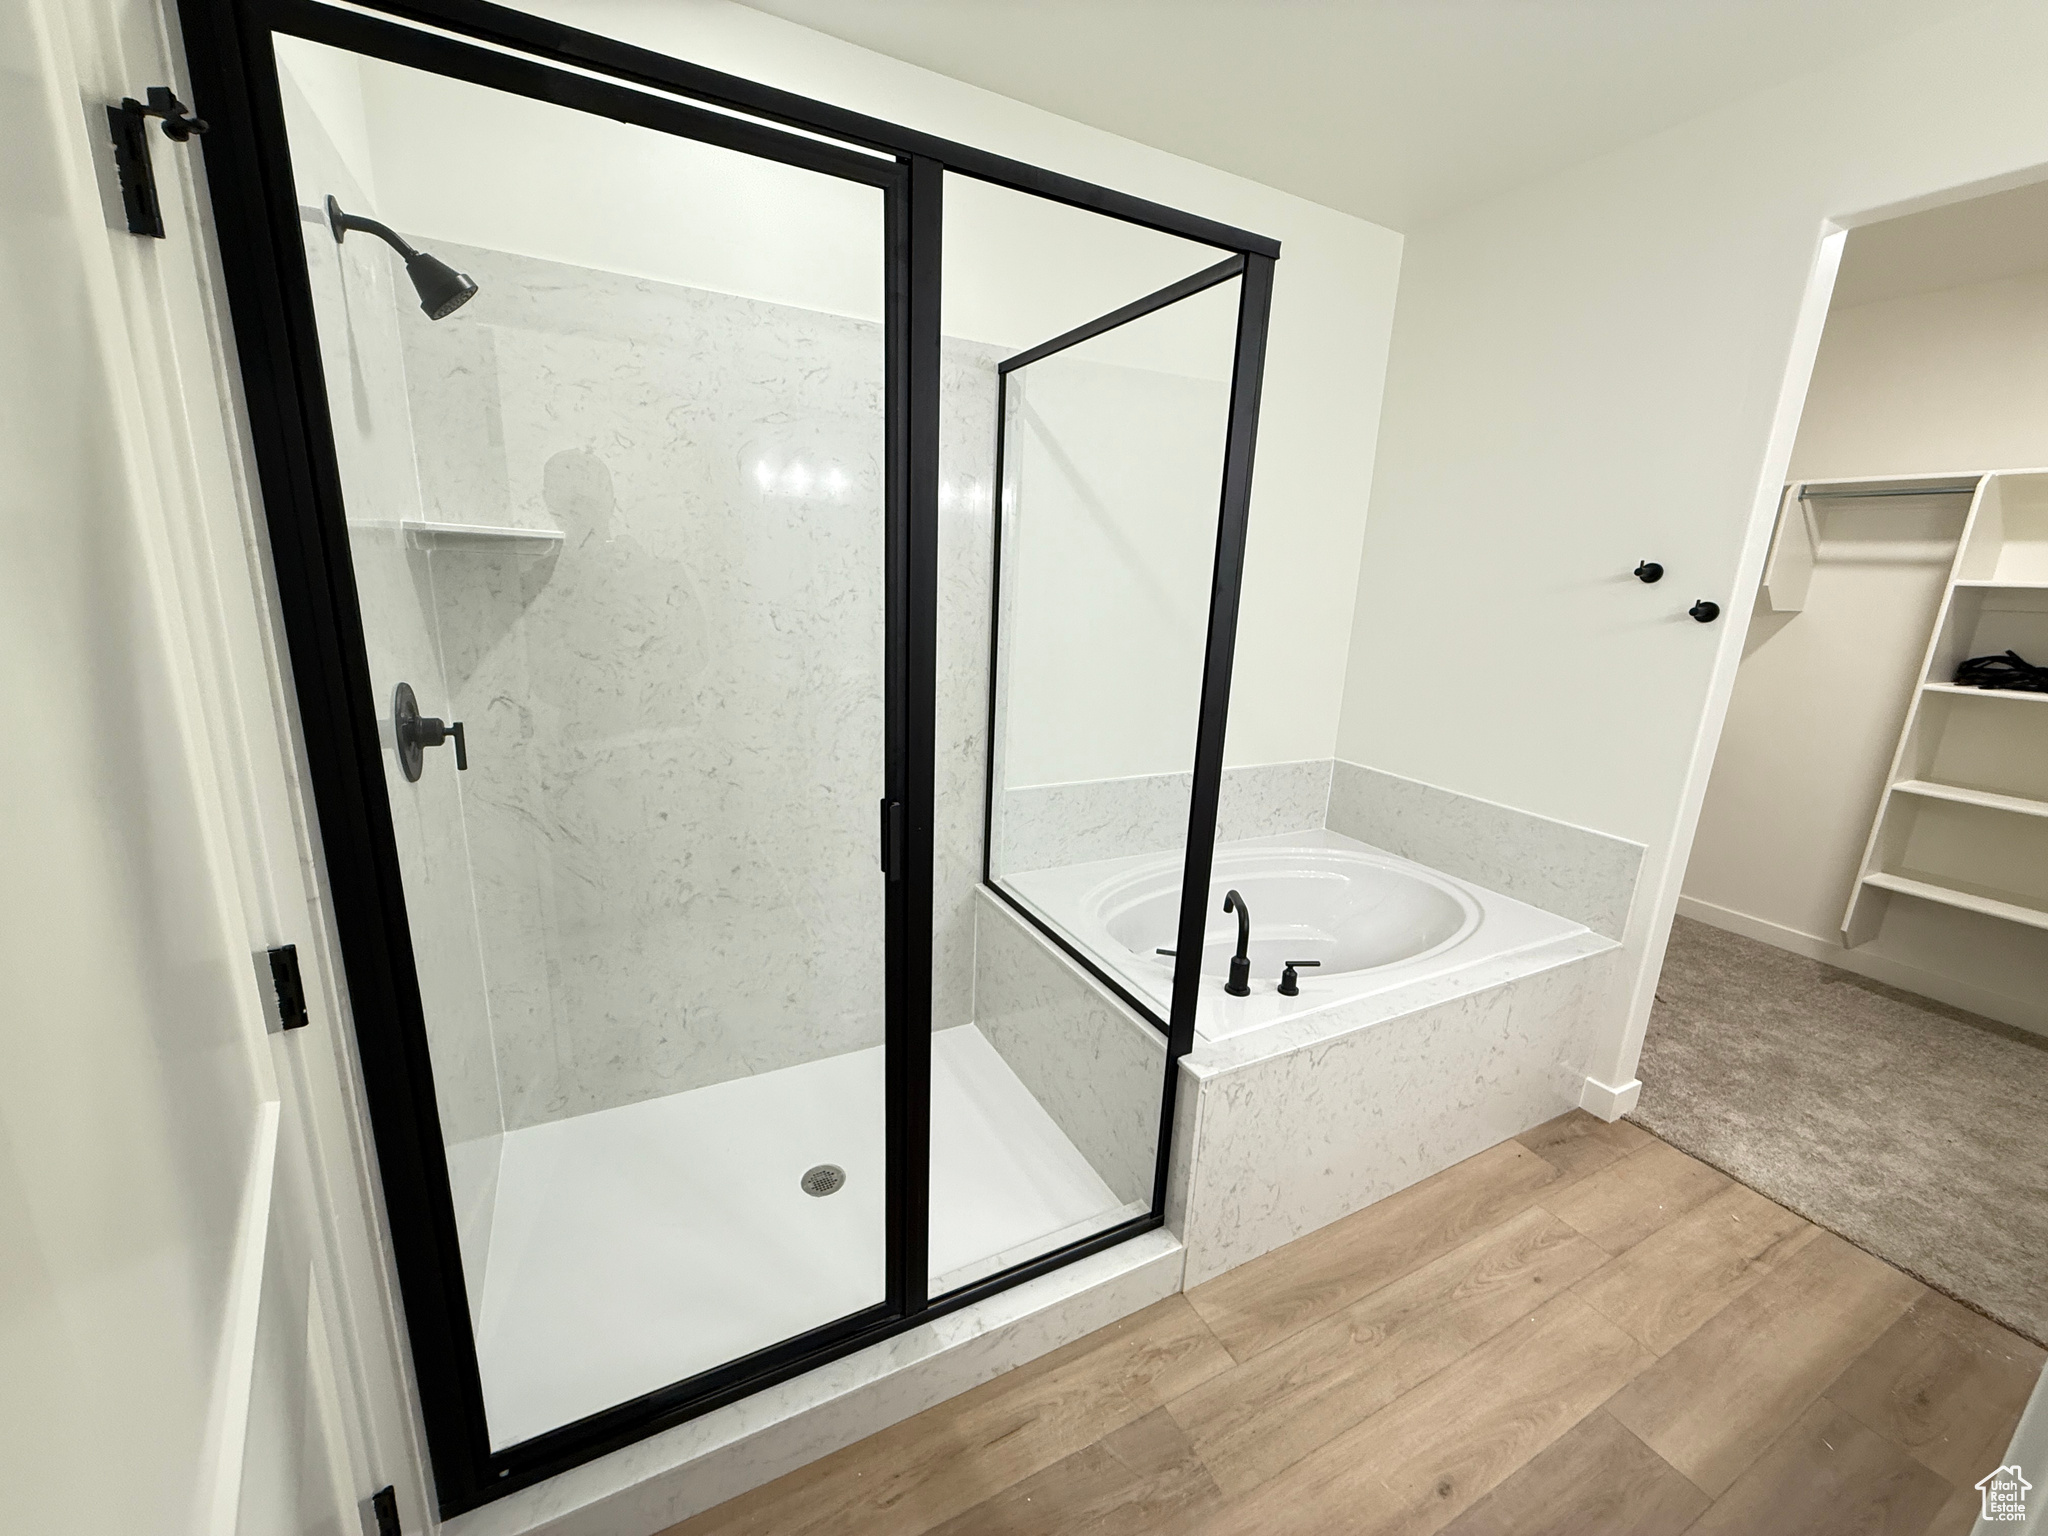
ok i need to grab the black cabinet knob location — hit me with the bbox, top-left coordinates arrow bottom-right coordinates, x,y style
1690,599 -> 1721,623
1634,561 -> 1664,583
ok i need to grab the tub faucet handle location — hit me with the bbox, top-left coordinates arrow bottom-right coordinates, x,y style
1278,959 -> 1322,997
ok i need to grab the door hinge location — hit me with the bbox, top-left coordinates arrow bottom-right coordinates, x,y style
267,944 -> 310,1031
879,798 -> 905,880
106,87 -> 208,238
368,1485 -> 401,1535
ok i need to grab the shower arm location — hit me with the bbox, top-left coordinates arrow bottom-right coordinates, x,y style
325,195 -> 478,321
326,195 -> 420,259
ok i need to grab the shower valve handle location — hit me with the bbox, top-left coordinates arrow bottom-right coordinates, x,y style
410,715 -> 466,770
393,681 -> 467,780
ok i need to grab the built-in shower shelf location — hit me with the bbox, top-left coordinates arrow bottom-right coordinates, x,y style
1860,871 -> 2048,933
401,519 -> 565,549
1890,780 -> 2048,819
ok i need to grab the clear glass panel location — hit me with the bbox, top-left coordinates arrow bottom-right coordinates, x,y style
989,278 -> 1242,942
276,37 -> 888,1447
929,174 -> 1235,1293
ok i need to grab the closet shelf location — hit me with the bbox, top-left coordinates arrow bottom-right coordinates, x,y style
1922,681 -> 2048,704
1843,470 -> 2048,947
1861,871 -> 2048,933
1890,780 -> 2048,820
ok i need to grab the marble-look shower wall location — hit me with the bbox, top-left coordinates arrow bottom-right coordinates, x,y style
280,65 -> 505,1325
933,341 -> 1001,1037
400,247 -> 999,1127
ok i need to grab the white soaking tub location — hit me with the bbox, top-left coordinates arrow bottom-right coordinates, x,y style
1002,828 -> 1589,1042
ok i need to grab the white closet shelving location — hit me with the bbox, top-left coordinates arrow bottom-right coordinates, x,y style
1843,469 -> 2048,945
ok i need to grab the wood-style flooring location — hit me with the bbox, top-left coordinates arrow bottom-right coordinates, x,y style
664,1113 -> 2044,1536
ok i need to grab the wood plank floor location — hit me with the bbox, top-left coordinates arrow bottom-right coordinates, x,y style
663,1115 -> 2044,1536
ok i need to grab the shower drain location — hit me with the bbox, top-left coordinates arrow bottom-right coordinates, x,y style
801,1164 -> 846,1198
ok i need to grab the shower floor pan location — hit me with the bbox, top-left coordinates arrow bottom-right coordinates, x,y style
473,1023 -> 1141,1448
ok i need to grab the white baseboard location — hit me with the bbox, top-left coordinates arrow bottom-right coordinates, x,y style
1674,895 -> 2048,1038
1580,1075 -> 1641,1120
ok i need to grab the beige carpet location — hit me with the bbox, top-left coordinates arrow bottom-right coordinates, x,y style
1632,917 -> 2048,1345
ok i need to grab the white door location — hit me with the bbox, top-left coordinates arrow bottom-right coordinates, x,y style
2,0 -> 423,1530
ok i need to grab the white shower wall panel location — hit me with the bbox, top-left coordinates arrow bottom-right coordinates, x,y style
400,247 -> 1001,1126
404,245 -> 885,1124
932,339 -> 1002,1038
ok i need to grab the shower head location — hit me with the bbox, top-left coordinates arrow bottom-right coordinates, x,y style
403,251 -> 480,322
326,195 -> 478,320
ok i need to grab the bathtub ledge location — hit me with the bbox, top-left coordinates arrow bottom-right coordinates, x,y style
1181,927 -> 1618,1078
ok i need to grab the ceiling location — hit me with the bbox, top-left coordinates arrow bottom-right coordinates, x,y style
1834,176 -> 2048,308
733,0 -> 1975,231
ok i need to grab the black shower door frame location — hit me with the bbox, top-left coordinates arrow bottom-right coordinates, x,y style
175,0 -> 1277,1514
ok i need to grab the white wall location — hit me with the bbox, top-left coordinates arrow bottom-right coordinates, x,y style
1790,271 -> 2048,479
483,0 -> 1407,772
1332,0 -> 2048,1101
995,298 -> 1237,787
1682,272 -> 2048,1032
5,14 -> 268,1524
354,43 -> 1237,373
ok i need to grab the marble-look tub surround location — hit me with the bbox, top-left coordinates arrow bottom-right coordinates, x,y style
1325,760 -> 1643,941
990,751 -> 1642,1289
1168,938 -> 1619,1288
996,757 -> 1645,942
993,757 -> 1335,876
971,890 -> 1165,1209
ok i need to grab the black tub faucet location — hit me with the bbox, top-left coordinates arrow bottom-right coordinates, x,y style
1222,889 -> 1252,996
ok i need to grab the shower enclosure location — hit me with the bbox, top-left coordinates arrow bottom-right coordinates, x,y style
180,0 -> 1274,1513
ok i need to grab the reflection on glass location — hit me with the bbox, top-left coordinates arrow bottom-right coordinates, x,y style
277,36 -> 888,1447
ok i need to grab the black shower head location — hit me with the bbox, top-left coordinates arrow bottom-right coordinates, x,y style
326,195 -> 477,320
403,251 -> 479,321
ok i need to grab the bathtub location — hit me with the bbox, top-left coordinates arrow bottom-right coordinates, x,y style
1000,828 -> 1589,1042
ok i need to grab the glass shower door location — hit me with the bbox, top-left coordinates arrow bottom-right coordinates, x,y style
272,34 -> 896,1449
